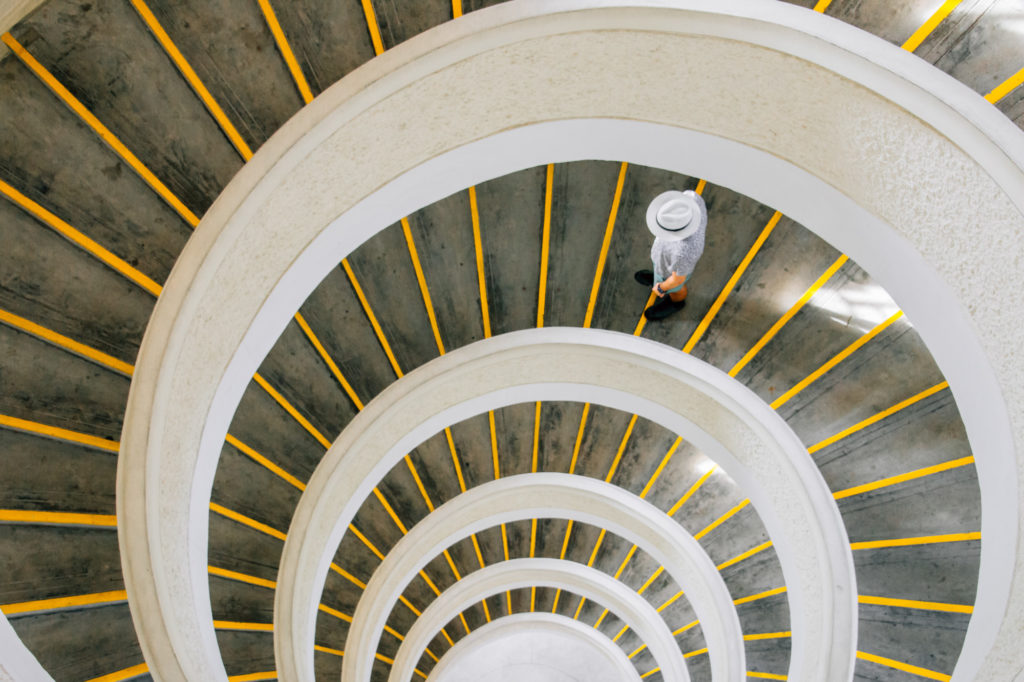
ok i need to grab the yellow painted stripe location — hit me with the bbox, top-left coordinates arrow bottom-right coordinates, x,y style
482,596 -> 492,622
851,532 -> 980,550
537,164 -> 554,327
130,0 -> 252,159
459,611 -> 472,635
695,499 -> 750,540
568,403 -> 590,474
734,585 -> 786,606
208,566 -> 276,590
383,625 -> 404,641
673,619 -> 699,636
469,186 -> 492,339
330,563 -> 366,590
808,381 -> 949,454
729,254 -> 848,377
84,663 -> 149,682
551,589 -> 562,613
748,672 -> 787,680
210,503 -> 286,541
628,643 -> 647,659
637,566 -> 664,595
253,372 -> 331,449
531,402 -> 542,474
559,520 -> 574,559
471,533 -> 487,568
612,623 -> 630,642
360,0 -> 385,55
0,508 -> 116,528
530,517 -> 538,556
717,540 -> 773,571
640,437 -> 682,499
667,465 -> 716,516
213,620 -> 273,632
349,524 -> 384,559
695,179 -> 707,195
812,0 -> 833,12
604,414 -> 637,483
225,433 -> 305,491
856,651 -> 951,681
745,631 -> 791,641
293,312 -> 363,410
424,646 -> 440,663
583,162 -> 628,329
440,627 -> 455,647
771,310 -> 903,409
402,218 -> 446,354
613,545 -> 639,580
0,411 -> 118,448
683,211 -> 780,353
632,291 -> 658,337
684,647 -> 709,659
404,455 -> 435,512
587,529 -> 607,567
257,0 -> 314,104
530,586 -> 536,612
501,522 -> 511,561
442,549 -> 462,581
413,669 -> 428,680
0,308 -> 133,375
314,644 -> 344,657
373,487 -> 408,534
227,673 -> 276,682
318,603 -> 351,622
375,652 -> 394,665
489,410 -> 500,478
419,569 -> 442,597
657,590 -> 683,612
593,607 -> 609,628
399,595 -> 421,617
342,259 -> 403,377
2,589 -> 126,616
446,427 -> 468,493
834,455 -> 975,500
986,66 -> 1024,103
858,594 -> 973,614
0,34 -> 199,227
641,667 -> 661,679
572,595 -> 586,620
902,0 -> 963,52
0,179 -> 163,296
452,0 -> 463,18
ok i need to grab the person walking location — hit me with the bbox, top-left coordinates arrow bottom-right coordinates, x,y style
635,189 -> 707,321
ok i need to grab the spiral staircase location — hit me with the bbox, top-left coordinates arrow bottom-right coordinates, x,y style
1,1 -> 1022,681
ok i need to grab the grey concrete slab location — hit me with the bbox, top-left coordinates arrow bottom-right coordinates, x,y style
314,649 -> 344,682
371,0 -> 451,50
207,512 -> 283,581
853,541 -> 981,604
377,459 -> 434,533
215,629 -> 275,677
997,80 -> 1024,129
536,401 -> 590,476
719,547 -> 787,607
822,0 -> 943,47
0,429 -> 115,514
332,527 -> 381,589
10,603 -> 142,682
698,505 -> 771,569
407,433 -> 465,508
11,0 -> 243,217
854,655 -> 930,681
322,567 -> 362,614
208,576 -> 275,622
745,638 -> 793,679
0,197 -> 153,360
210,443 -> 302,547
925,0 -> 1024,96
604,417 -> 680,495
0,55 -> 191,283
0,524 -> 122,601
857,603 -> 970,678
670,470 -> 743,537
685,650 -> 712,682
571,404 -> 635,482
314,592 -> 350,651
490,403 -> 536,478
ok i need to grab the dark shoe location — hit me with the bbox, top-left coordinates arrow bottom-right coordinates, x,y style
644,295 -> 686,321
634,270 -> 654,287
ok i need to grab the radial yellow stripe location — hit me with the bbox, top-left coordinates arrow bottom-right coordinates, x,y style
0,508 -> 116,528
318,603 -> 351,622
342,259 -> 403,377
214,620 -> 273,632
293,312 -> 363,410
468,186 -> 493,341
227,673 -> 276,682
748,672 -> 787,680
851,532 -> 980,550
717,540 -> 773,571
537,164 -> 554,327
257,0 -> 314,104
808,381 -> 949,454
413,669 -> 428,680
330,563 -> 366,590
84,663 -> 149,682
629,643 -> 647,658
445,427 -> 468,493
530,586 -> 536,612
729,254 -> 848,377
0,413 -> 119,452
442,550 -> 462,581
375,652 -> 394,665
695,499 -> 750,541
834,455 -> 974,500
0,179 -> 162,296
734,585 -> 786,606
2,589 -> 126,616
641,667 -> 661,679
684,647 -> 709,658
673,619 -> 699,636
902,0 -> 963,52
858,594 -> 973,614
383,624 -> 404,641
583,162 -> 628,329
471,533 -> 487,568
612,623 -> 629,641
532,402 -> 541,474
373,487 -> 408,534
593,608 -> 609,628
424,646 -> 440,663
657,590 -> 684,613
632,291 -> 658,337
856,651 -> 950,681
459,611 -> 472,635
419,570 -> 442,597
0,308 -> 132,375
208,565 -> 276,590
314,644 -> 344,657
683,211 -> 780,353
129,0 -> 252,159
440,627 -> 455,647
604,414 -> 638,483
695,179 -> 707,195
667,465 -> 716,517
640,437 -> 682,499
572,595 -> 586,620
482,596 -> 492,622
986,66 -> 1024,103
225,433 -> 305,491
404,455 -> 435,512
637,567 -> 664,595
567,403 -> 590,474
452,0 -> 463,18
587,529 -> 607,567
771,310 -> 904,409
349,523 -> 384,559
551,589 -> 562,613
530,518 -> 538,556
0,33 -> 199,227
812,0 -> 834,12
399,595 -> 422,616
745,631 -> 791,641
402,218 -> 446,354
210,503 -> 286,541
253,372 -> 331,449
614,545 -> 639,579
360,0 -> 385,55
489,410 -> 500,478
559,520 -> 574,559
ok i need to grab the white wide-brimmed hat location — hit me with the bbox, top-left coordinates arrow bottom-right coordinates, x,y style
646,190 -> 707,241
